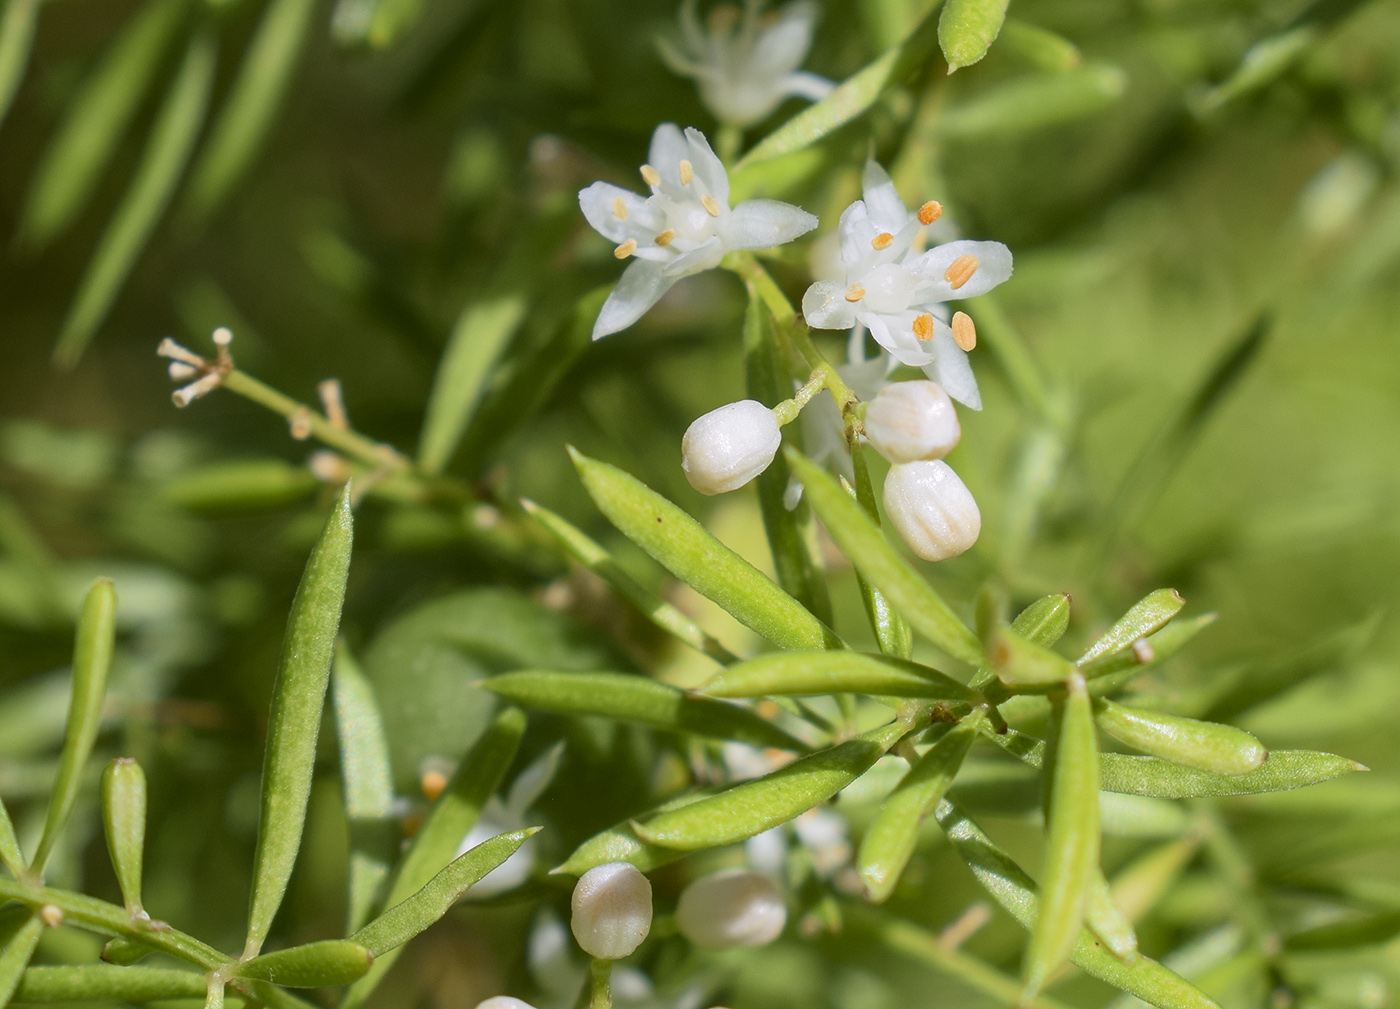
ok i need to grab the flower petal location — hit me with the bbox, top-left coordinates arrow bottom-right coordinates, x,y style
924,321 -> 982,409
684,127 -> 729,207
578,181 -> 662,244
910,239 -> 1014,301
802,281 -> 858,330
648,123 -> 691,191
779,70 -> 835,102
723,199 -> 818,250
593,259 -> 677,339
661,235 -> 724,276
837,200 -> 876,273
860,310 -> 935,368
656,35 -> 703,77
862,160 -> 910,235
751,1 -> 820,76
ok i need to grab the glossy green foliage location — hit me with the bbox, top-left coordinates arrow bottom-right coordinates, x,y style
100,758 -> 147,913
938,0 -> 1010,72
235,940 -> 373,987
704,651 -> 975,701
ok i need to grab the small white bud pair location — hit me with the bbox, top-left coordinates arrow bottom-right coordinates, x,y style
681,400 -> 781,495
676,869 -> 786,949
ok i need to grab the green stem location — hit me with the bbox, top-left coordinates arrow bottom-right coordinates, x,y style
588,958 -> 612,1009
772,372 -> 828,425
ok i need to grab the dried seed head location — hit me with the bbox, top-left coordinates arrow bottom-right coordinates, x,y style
701,194 -> 721,217
308,451 -> 351,484
845,284 -> 866,303
212,326 -> 233,348
871,232 -> 894,250
171,371 -> 224,408
951,311 -> 976,351
679,159 -> 694,185
614,239 -> 638,259
918,201 -> 943,226
655,229 -> 677,246
640,164 -> 661,187
613,197 -> 628,219
571,862 -> 653,959
944,254 -> 979,290
912,314 -> 934,342
168,362 -> 198,381
318,378 -> 348,430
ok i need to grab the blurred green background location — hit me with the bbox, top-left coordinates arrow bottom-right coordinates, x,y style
3,0 -> 1400,1005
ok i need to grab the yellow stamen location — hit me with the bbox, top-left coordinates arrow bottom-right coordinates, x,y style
613,197 -> 628,219
421,770 -> 449,802
640,164 -> 661,187
845,284 -> 865,302
913,314 -> 934,342
701,194 -> 721,217
679,159 -> 694,185
951,311 -> 976,350
614,238 -> 638,259
918,200 -> 943,226
655,229 -> 676,246
944,254 -> 979,290
871,232 -> 894,250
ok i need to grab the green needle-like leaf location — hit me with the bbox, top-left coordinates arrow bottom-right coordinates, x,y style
0,914 -> 45,1008
1011,594 -> 1072,647
0,0 -> 38,133
633,720 -> 908,851
0,799 -> 22,880
849,440 -> 914,659
570,448 -> 840,652
482,671 -> 807,751
704,651 -> 975,701
1024,675 -> 1100,997
938,0 -> 1010,72
351,828 -> 538,955
1079,589 -> 1185,666
100,758 -> 147,913
858,720 -> 977,903
31,578 -> 117,876
786,449 -> 983,665
1109,836 -> 1202,924
53,28 -> 216,368
936,64 -> 1128,138
997,19 -> 1082,72
15,965 -> 207,1003
553,791 -> 717,876
235,940 -> 372,987
1083,614 -> 1217,688
1093,699 -> 1266,776
990,626 -> 1077,687
1086,869 -> 1138,962
245,488 -> 354,958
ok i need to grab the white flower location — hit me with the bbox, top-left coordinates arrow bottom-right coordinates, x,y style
571,862 -> 654,960
794,327 -> 895,496
658,0 -> 833,129
474,999 -> 539,1009
681,399 -> 781,495
801,161 -> 1013,409
882,460 -> 981,561
676,869 -> 787,948
580,124 -> 817,339
453,742 -> 565,898
863,380 -> 960,463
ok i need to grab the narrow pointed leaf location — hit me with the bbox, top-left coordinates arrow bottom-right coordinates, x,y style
857,721 -> 977,903
1086,869 -> 1138,962
0,800 -> 22,879
0,915 -> 45,1007
849,441 -> 913,658
16,0 -> 185,248
569,448 -> 840,652
351,828 -> 538,955
482,671 -> 806,751
16,965 -> 208,1003
0,0 -> 38,133
939,0 -> 1010,71
342,705 -> 524,1009
633,720 -> 907,851
332,642 -> 396,934
998,19 -> 1082,72
1110,836 -> 1202,924
786,449 -> 983,665
990,626 -> 1076,687
1012,594 -> 1072,647
1024,675 -> 1099,996
935,798 -> 1219,1008
704,651 -> 975,701
1284,910 -> 1400,951
32,578 -> 117,875
418,295 -> 528,475
1099,792 -> 1191,838
554,790 -> 716,876
235,940 -> 372,987
182,0 -> 317,222
1093,699 -> 1266,776
1079,589 -> 1185,665
522,498 -> 736,664
53,28 -> 215,367
101,758 -> 147,912
936,65 -> 1128,138
1084,614 -> 1217,688
245,488 -> 354,957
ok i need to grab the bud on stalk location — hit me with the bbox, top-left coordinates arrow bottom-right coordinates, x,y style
571,861 -> 653,959
864,381 -> 960,463
882,460 -> 981,561
681,400 -> 781,495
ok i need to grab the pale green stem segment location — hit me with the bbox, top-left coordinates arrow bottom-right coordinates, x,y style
858,718 -> 980,903
418,295 -> 528,475
331,642 -> 396,935
588,958 -> 612,1009
934,798 -> 1220,1008
1093,699 -> 1267,776
553,791 -> 716,877
481,671 -> 807,752
938,0 -> 1010,72
771,373 -> 827,426
0,799 -> 23,879
786,448 -> 984,666
1079,588 -> 1185,665
979,725 -> 1364,798
703,651 -> 974,702
234,941 -> 372,987
16,0 -> 186,250
244,487 -> 354,959
880,918 -> 1079,1009
1024,674 -> 1099,998
162,459 -> 318,511
1085,869 -> 1138,963
101,758 -> 147,914
568,447 -> 841,653
341,706 -> 525,1009
848,439 -> 913,659
53,28 -> 217,368
632,717 -> 913,851
1109,834 -> 1202,925
0,914 -> 46,1008
204,972 -> 224,1009
0,0 -> 39,134
520,498 -> 738,665
31,579 -> 118,877
182,0 -> 318,222
352,828 -> 537,956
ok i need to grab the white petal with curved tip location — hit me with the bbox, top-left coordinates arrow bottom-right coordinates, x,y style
751,2 -> 819,76
684,127 -> 729,206
662,236 -> 725,277
862,160 -> 910,235
723,199 -> 818,249
924,323 -> 982,409
579,182 -> 665,245
593,260 -> 677,339
910,239 -> 1014,301
802,281 -> 858,330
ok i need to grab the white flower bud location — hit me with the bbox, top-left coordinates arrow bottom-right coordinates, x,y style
570,862 -> 653,960
676,870 -> 786,949
882,461 -> 980,561
863,381 -> 960,463
681,400 -> 781,495
474,999 -> 538,1009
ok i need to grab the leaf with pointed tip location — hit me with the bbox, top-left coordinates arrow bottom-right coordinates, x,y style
1084,614 -> 1217,690
704,651 -> 974,702
0,915 -> 44,1007
235,940 -> 372,987
0,0 -> 39,133
939,0 -> 1010,71
0,799 -> 22,880
101,758 -> 147,912
16,965 -> 206,1003
990,626 -> 1076,688
554,790 -> 716,877
1012,594 -> 1072,647
1080,589 -> 1185,666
